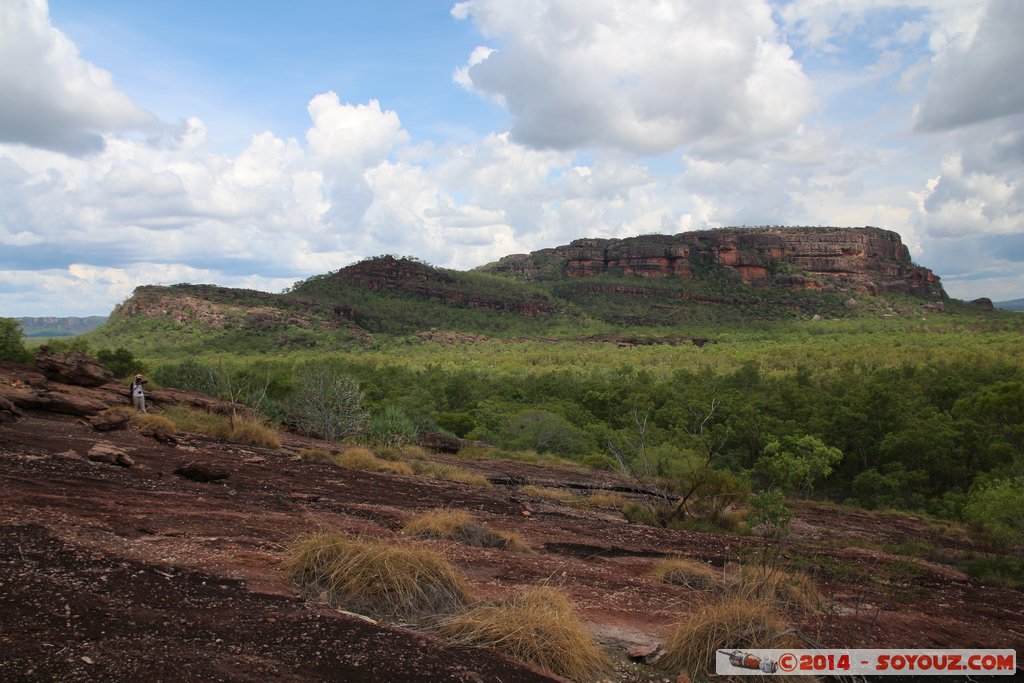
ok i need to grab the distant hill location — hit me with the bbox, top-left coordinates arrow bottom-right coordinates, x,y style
994,298 -> 1024,311
87,227 -> 963,353
17,316 -> 107,337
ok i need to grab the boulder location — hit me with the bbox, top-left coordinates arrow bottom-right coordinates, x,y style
87,443 -> 134,467
0,395 -> 23,423
90,411 -> 131,432
35,347 -> 113,388
175,461 -> 229,483
418,431 -> 461,454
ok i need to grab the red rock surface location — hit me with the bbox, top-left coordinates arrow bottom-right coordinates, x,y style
1,363 -> 1020,682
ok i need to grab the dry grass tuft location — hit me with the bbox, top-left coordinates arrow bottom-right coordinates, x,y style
162,405 -> 280,448
729,565 -> 822,613
298,448 -> 334,464
404,508 -> 529,552
651,557 -> 721,590
588,491 -> 628,509
414,462 -> 492,487
337,447 -> 383,471
662,596 -> 796,678
282,531 -> 472,622
378,460 -> 414,475
441,586 -> 610,680
103,406 -> 178,433
518,485 -> 575,502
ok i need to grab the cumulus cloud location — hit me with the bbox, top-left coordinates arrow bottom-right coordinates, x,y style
914,0 -> 1024,132
453,0 -> 814,155
0,0 -> 153,155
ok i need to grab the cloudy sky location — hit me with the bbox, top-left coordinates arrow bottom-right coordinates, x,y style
1,0 -> 1021,316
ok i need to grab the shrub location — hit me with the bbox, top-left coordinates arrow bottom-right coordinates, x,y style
0,318 -> 30,362
368,404 -> 419,448
622,501 -> 658,526
441,586 -> 610,680
298,448 -> 334,464
403,508 -> 529,552
651,558 -> 721,590
963,476 -> 1024,549
95,347 -> 143,378
286,367 -> 369,441
729,565 -> 822,613
282,531 -> 472,621
662,597 -> 796,678
754,434 -> 842,497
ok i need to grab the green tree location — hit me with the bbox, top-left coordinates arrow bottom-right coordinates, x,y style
0,318 -> 31,362
755,434 -> 843,497
963,477 -> 1024,549
96,347 -> 144,378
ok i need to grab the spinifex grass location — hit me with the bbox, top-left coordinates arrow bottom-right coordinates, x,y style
651,557 -> 722,591
403,508 -> 529,552
441,586 -> 610,680
729,565 -> 822,613
662,597 -> 797,679
282,531 -> 472,622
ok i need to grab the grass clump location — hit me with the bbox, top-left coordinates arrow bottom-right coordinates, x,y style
403,509 -> 529,552
662,597 -> 796,679
652,557 -> 721,590
102,406 -> 177,433
441,586 -> 610,680
337,446 -> 383,471
587,491 -> 628,509
729,565 -> 822,613
413,462 -> 492,487
518,485 -> 575,503
282,531 -> 472,622
162,405 -> 281,448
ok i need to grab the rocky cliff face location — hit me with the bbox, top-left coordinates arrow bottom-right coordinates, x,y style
492,227 -> 945,298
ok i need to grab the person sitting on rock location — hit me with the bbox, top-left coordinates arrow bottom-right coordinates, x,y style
130,373 -> 148,413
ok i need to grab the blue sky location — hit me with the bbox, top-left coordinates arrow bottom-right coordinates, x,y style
1,0 -> 1022,315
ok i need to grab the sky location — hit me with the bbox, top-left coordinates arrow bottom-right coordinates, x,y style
1,0 -> 1022,316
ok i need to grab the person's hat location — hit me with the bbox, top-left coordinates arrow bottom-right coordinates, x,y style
135,374 -> 143,378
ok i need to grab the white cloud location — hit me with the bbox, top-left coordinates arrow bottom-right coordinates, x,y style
914,0 -> 1024,131
453,0 -> 814,155
0,0 -> 153,155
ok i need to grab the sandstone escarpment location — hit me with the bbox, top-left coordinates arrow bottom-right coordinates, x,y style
490,227 -> 945,298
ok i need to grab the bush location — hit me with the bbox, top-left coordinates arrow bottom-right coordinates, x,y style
95,347 -> 143,378
651,558 -> 721,590
0,318 -> 30,362
282,531 -> 472,622
963,476 -> 1024,549
441,586 -> 610,680
403,509 -> 528,552
754,434 -> 842,496
587,491 -> 628,509
286,367 -> 368,441
367,404 -> 418,448
497,409 -> 597,457
662,597 -> 796,678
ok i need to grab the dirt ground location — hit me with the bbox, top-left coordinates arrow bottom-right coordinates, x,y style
1,401 -> 1022,681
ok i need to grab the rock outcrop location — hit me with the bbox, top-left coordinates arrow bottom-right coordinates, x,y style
35,346 -> 114,387
487,227 -> 945,298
